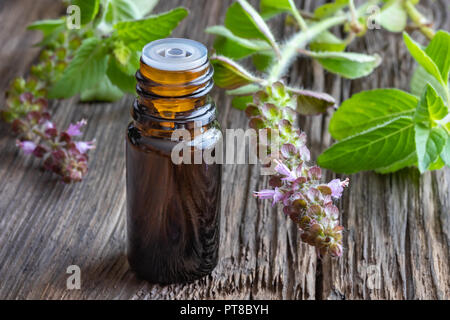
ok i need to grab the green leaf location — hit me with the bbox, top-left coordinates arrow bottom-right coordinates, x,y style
318,117 -> 415,174
288,88 -> 336,115
314,0 -> 349,19
252,52 -> 275,71
424,30 -> 450,85
232,95 -> 253,110
377,0 -> 407,32
27,18 -> 65,35
106,56 -> 136,93
225,0 -> 277,48
49,37 -> 108,99
111,40 -> 140,75
260,0 -> 292,19
132,0 -> 159,17
210,55 -> 261,90
403,32 -> 445,86
415,123 -> 447,173
226,84 -> 260,96
428,156 -> 445,171
410,65 -> 448,102
308,51 -> 381,79
206,25 -> 271,59
103,0 -> 139,25
73,0 -> 100,24
441,135 -> 450,166
309,31 -> 347,52
329,89 -> 418,140
80,74 -> 124,102
414,84 -> 448,124
375,152 -> 417,174
27,19 -> 65,45
114,7 -> 188,52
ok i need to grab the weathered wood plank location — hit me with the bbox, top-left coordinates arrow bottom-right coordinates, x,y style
0,0 -> 448,300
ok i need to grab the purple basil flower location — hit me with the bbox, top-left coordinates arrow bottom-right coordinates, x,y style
247,82 -> 349,257
75,140 -> 95,154
327,178 -> 349,199
273,187 -> 289,206
43,120 -> 54,130
66,119 -> 87,137
254,189 -> 275,200
17,140 -> 36,154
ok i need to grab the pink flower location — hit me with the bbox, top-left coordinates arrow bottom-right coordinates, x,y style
75,140 -> 95,154
328,178 -> 349,199
254,189 -> 275,200
17,140 -> 36,154
275,160 -> 297,181
43,121 -> 54,130
66,119 -> 87,137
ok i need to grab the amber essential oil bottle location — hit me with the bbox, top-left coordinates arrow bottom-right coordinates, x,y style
126,38 -> 222,284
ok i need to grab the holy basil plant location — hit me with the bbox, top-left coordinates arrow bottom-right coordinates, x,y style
206,0 -> 439,256
1,0 -> 187,182
318,31 -> 450,174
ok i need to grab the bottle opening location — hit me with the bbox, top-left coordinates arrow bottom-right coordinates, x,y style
142,38 -> 208,71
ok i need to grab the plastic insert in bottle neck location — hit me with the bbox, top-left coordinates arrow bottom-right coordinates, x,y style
142,38 -> 208,72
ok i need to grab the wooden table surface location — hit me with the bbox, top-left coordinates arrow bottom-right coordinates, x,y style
0,0 -> 449,300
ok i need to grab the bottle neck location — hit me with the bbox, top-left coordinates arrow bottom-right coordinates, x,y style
135,59 -> 214,117
131,59 -> 216,138
131,60 -> 216,138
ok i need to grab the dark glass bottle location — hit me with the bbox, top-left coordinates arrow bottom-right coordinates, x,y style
126,38 -> 222,284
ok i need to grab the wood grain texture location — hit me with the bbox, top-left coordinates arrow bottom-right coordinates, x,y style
0,0 -> 448,300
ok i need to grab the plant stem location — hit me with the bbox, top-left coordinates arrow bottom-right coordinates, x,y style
404,0 -> 435,40
288,0 -> 308,31
349,0 -> 358,22
268,15 -> 348,82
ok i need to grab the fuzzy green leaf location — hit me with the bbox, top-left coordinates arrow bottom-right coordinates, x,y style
414,84 -> 448,124
375,152 -> 417,174
232,95 -> 253,110
226,84 -> 260,96
114,7 -> 188,52
225,0 -> 276,47
289,88 -> 336,115
329,89 -> 418,140
106,57 -> 136,93
80,74 -> 123,102
27,19 -> 65,45
132,0 -> 159,17
210,56 -> 260,90
27,19 -> 65,35
377,0 -> 407,32
415,124 -> 447,173
260,0 -> 292,19
428,156 -> 445,171
410,65 -> 448,102
308,51 -> 381,79
309,31 -> 347,52
403,32 -> 445,86
49,37 -> 108,99
424,30 -> 450,85
314,0 -> 349,19
252,52 -> 275,71
73,0 -> 100,24
441,136 -> 450,166
103,0 -> 139,25
206,25 -> 271,59
318,117 -> 415,174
